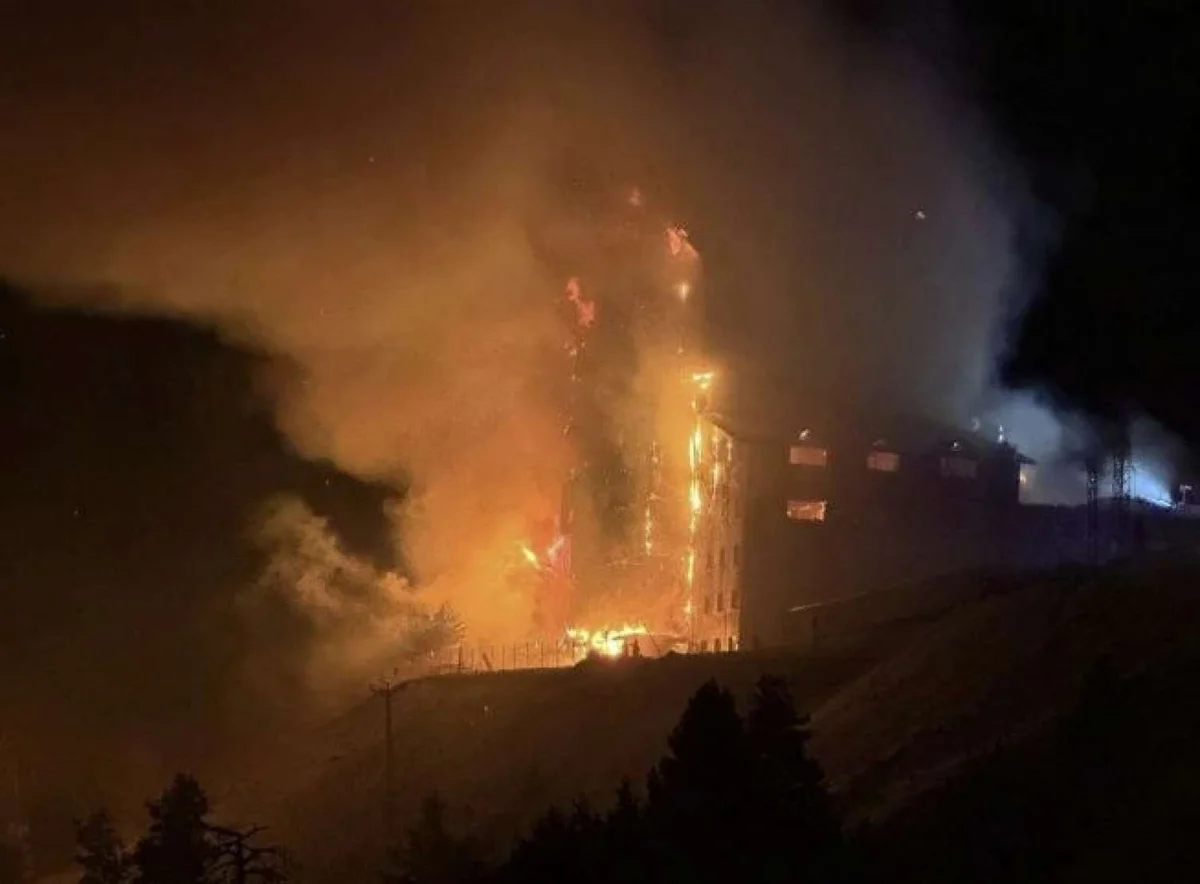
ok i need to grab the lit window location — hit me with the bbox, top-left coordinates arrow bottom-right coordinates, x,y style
789,445 -> 828,467
786,500 -> 827,522
867,450 -> 900,472
940,456 -> 978,479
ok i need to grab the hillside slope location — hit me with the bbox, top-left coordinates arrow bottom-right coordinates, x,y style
219,553 -> 1200,881
222,648 -> 881,881
810,553 -> 1200,820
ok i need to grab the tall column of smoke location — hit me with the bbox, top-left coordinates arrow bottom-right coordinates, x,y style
7,1 -> 1184,685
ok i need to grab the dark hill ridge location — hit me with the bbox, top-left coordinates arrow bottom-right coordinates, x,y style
217,552 -> 1200,882
0,280 -> 400,837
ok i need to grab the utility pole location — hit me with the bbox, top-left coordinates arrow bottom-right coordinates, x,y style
369,677 -> 408,843
0,732 -> 30,882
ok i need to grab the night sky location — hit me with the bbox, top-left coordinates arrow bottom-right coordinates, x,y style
2,0 -> 1198,825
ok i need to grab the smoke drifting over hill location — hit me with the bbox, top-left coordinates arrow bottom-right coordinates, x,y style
0,2 -> 1045,643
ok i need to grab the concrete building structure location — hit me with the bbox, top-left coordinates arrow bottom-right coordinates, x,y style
690,410 -> 1030,651
689,407 -> 1200,653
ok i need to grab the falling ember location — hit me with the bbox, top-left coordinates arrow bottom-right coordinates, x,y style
565,277 -> 597,328
520,544 -> 541,569
666,225 -> 700,262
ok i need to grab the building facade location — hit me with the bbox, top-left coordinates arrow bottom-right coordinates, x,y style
690,412 -> 1027,651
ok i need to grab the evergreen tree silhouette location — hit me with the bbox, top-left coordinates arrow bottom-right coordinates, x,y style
746,675 -> 844,881
385,793 -> 485,884
500,806 -> 579,884
133,774 -> 218,884
645,679 -> 755,880
75,810 -> 132,884
496,676 -> 848,884
601,780 -> 651,884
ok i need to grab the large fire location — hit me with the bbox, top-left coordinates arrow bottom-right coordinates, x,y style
565,623 -> 650,659
502,187 -> 708,659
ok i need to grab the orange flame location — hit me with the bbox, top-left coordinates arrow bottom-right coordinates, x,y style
565,277 -> 597,328
565,623 -> 649,659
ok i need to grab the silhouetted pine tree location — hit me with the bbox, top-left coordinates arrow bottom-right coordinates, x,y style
500,806 -> 580,884
385,793 -> 485,884
495,676 -> 848,884
132,774 -> 218,884
746,675 -> 844,880
645,679 -> 756,880
75,810 -> 132,884
600,779 -> 652,884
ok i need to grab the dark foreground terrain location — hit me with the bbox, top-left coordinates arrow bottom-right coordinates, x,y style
203,552 -> 1200,882
13,553 -> 1200,882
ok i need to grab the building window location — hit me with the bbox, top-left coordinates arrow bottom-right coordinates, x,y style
940,456 -> 978,479
705,550 -> 714,572
867,450 -> 900,472
703,594 -> 712,614
789,445 -> 828,467
786,500 -> 828,522
727,636 -> 736,652
700,639 -> 709,652
731,588 -> 740,610
716,592 -> 724,613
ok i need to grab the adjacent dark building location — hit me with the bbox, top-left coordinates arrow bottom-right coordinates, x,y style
688,405 -> 1200,653
690,410 -> 1031,651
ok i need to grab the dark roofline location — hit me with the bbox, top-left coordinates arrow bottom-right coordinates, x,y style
706,409 -> 1035,463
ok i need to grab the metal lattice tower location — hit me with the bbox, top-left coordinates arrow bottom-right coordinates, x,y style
1085,456 -> 1101,565
1111,441 -> 1133,558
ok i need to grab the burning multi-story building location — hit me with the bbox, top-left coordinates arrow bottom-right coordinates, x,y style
504,184 -> 1200,662
522,185 -> 704,647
